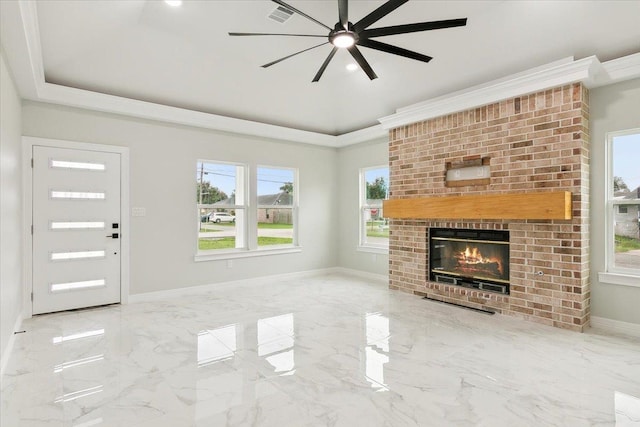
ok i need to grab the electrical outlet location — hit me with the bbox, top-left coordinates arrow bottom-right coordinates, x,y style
227,260 -> 233,269
131,207 -> 146,217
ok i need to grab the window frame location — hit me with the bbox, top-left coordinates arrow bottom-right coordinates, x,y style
196,160 -> 248,255
358,165 -> 389,254
602,128 -> 640,286
195,160 -> 301,262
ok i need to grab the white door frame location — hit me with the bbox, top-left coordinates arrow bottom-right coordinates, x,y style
22,136 -> 130,318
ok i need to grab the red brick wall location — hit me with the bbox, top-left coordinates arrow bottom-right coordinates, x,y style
388,83 -> 590,331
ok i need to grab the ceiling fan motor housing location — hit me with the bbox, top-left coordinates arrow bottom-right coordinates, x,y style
329,22 -> 359,47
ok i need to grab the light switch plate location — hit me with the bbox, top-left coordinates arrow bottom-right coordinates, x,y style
131,207 -> 146,217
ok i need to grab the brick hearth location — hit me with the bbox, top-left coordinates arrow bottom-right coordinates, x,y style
388,83 -> 590,331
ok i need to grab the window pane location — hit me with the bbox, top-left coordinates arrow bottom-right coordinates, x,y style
361,166 -> 389,248
197,161 -> 245,251
611,132 -> 640,272
364,208 -> 389,243
257,167 -> 295,247
199,208 -> 243,250
365,167 -> 389,201
613,203 -> 640,270
612,133 -> 640,196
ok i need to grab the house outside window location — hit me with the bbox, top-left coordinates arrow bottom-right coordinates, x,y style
257,166 -> 297,247
360,166 -> 389,252
607,130 -> 640,276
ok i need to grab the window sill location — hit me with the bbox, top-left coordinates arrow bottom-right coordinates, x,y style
357,245 -> 389,255
598,272 -> 640,288
195,246 -> 302,262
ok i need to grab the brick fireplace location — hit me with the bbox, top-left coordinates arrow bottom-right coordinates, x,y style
387,83 -> 590,331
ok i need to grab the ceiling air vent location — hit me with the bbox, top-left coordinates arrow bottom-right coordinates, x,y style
268,6 -> 294,24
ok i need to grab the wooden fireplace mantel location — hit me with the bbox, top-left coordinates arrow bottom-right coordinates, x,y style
382,191 -> 572,220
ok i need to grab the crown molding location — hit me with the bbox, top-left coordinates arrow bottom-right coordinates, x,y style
599,52 -> 640,84
37,83 -> 341,147
378,56 -> 605,130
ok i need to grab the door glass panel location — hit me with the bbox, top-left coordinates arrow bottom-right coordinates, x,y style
50,250 -> 106,261
50,190 -> 105,200
50,279 -> 106,293
50,221 -> 105,230
50,160 -> 105,171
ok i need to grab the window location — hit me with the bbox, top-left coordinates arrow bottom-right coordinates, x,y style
196,161 -> 298,257
257,166 -> 296,247
359,166 -> 389,251
197,161 -> 246,251
607,130 -> 640,276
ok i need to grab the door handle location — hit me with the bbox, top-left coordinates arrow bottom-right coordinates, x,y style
106,233 -> 119,239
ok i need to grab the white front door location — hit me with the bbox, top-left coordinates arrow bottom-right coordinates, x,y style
32,146 -> 122,314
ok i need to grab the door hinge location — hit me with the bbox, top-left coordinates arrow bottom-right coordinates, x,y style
31,158 -> 34,168
31,225 -> 33,235
31,292 -> 33,302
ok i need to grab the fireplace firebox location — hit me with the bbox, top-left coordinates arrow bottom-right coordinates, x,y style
429,228 -> 510,294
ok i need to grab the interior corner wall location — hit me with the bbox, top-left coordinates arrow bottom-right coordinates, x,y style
1,50 -> 23,368
336,138 -> 389,276
590,77 -> 640,325
21,101 -> 339,296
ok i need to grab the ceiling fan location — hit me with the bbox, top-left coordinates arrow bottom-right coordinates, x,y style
229,0 -> 467,82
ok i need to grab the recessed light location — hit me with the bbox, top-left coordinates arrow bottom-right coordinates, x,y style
346,63 -> 358,72
165,0 -> 182,7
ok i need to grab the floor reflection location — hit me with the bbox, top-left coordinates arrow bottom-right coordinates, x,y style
364,312 -> 389,391
197,324 -> 237,367
258,313 -> 295,374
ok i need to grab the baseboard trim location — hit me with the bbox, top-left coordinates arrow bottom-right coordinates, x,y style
590,316 -> 640,338
1,314 -> 23,376
332,267 -> 388,284
128,267 -> 345,303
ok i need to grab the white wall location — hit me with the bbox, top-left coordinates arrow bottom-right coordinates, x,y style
22,102 -> 338,295
336,137 -> 389,276
0,50 -> 23,370
590,77 -> 640,324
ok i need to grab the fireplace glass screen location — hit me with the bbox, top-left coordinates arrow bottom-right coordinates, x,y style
429,228 -> 510,294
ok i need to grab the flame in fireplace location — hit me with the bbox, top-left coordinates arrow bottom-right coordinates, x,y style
457,246 -> 504,275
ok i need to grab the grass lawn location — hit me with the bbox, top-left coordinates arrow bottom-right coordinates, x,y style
200,222 -> 292,232
615,234 -> 640,253
366,220 -> 389,238
258,223 -> 293,229
199,236 -> 293,250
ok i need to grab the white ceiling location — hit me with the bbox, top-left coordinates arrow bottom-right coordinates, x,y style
3,0 -> 640,137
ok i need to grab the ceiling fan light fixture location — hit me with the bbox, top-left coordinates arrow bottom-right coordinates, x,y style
164,0 -> 182,7
331,33 -> 355,48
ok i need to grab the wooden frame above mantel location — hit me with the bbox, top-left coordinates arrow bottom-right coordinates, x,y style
383,191 -> 572,220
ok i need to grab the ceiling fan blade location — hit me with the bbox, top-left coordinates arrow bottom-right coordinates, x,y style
312,47 -> 338,82
361,18 -> 467,38
357,39 -> 432,63
353,0 -> 408,32
338,0 -> 348,29
271,0 -> 332,31
347,45 -> 378,80
229,32 -> 326,38
262,42 -> 329,68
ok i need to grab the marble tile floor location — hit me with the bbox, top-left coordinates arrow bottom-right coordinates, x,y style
1,272 -> 639,427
